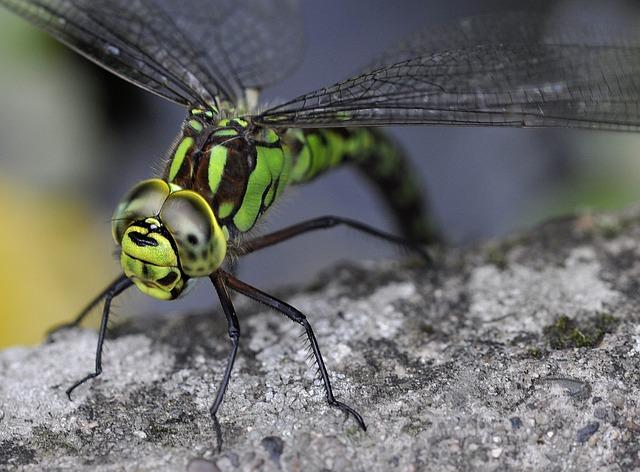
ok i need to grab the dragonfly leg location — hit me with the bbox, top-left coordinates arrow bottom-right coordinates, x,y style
222,270 -> 367,431
46,274 -> 130,340
209,271 -> 241,452
66,276 -> 133,400
239,215 -> 431,263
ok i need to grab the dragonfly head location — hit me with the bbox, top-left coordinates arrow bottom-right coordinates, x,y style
112,179 -> 227,300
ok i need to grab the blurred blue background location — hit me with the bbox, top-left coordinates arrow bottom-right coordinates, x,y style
2,0 -> 640,345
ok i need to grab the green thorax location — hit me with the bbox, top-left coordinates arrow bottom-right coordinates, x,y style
163,111 -> 291,236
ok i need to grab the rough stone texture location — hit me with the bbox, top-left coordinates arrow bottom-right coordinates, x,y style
3,208 -> 640,471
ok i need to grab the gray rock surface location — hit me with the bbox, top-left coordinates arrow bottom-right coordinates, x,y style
3,209 -> 640,471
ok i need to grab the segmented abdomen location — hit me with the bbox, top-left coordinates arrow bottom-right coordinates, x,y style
282,127 -> 438,243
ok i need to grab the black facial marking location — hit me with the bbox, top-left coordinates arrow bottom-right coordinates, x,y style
129,231 -> 159,247
187,233 -> 199,245
157,271 -> 179,286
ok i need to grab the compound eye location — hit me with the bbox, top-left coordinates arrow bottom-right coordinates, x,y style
160,190 -> 226,276
112,179 -> 171,244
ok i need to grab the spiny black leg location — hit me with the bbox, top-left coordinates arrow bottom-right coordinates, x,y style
209,271 -> 241,452
239,215 -> 431,263
47,274 -> 130,340
222,270 -> 367,431
66,276 -> 133,400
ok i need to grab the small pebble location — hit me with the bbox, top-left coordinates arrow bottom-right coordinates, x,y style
576,422 -> 599,443
133,430 -> 148,440
491,448 -> 503,459
261,436 -> 285,464
594,407 -> 607,420
510,417 -> 523,430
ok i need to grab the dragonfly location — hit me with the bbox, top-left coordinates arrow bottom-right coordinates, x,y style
3,0 -> 640,450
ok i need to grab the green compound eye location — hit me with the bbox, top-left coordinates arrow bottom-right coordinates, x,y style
160,190 -> 226,277
112,179 -> 171,244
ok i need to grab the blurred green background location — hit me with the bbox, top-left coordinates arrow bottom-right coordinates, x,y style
2,0 -> 640,348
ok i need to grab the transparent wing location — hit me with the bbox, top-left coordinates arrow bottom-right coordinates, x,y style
257,13 -> 640,131
0,0 -> 303,108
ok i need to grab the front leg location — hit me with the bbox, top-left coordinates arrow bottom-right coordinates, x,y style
66,276 -> 133,399
47,274 -> 130,340
209,271 -> 241,452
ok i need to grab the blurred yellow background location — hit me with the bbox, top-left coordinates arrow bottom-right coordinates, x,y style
0,179 -> 116,347
0,10 -> 116,347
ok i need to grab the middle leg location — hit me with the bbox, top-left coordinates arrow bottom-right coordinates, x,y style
221,270 -> 366,431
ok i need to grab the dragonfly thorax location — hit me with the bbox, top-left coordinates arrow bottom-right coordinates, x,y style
164,112 -> 290,237
112,179 -> 227,300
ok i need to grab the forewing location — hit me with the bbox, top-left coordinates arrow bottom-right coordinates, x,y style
0,0 -> 303,108
155,0 -> 303,107
257,13 -> 640,131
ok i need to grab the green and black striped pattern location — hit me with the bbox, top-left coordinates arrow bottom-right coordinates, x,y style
283,127 -> 437,243
164,112 -> 435,242
164,115 -> 289,235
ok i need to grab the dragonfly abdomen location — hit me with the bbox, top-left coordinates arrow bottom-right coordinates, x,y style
283,127 -> 438,243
